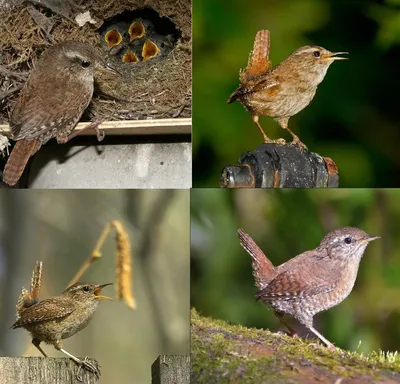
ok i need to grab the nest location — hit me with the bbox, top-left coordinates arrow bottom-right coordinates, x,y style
0,0 -> 192,124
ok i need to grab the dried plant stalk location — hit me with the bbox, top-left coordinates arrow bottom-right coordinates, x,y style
112,220 -> 136,310
67,223 -> 112,286
240,29 -> 271,83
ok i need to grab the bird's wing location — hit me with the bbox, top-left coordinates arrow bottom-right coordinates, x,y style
256,254 -> 340,301
227,76 -> 279,104
11,76 -> 91,140
11,298 -> 74,328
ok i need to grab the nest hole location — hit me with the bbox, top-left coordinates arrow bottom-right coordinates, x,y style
99,8 -> 180,65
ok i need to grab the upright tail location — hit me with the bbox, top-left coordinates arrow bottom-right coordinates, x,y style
3,139 -> 40,186
237,228 -> 275,289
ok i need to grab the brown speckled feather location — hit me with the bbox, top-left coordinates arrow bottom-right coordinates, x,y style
12,298 -> 74,328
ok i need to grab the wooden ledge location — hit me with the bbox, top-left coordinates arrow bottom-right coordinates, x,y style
0,118 -> 192,136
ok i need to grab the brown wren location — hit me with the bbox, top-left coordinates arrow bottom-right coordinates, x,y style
12,281 -> 112,378
237,227 -> 379,350
228,30 -> 348,148
3,41 -> 120,186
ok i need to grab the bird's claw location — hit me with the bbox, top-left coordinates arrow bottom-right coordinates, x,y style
76,356 -> 101,382
96,129 -> 105,142
93,123 -> 105,142
275,138 -> 286,145
290,138 -> 307,151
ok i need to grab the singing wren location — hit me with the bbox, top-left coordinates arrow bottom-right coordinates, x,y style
12,281 -> 112,378
237,227 -> 379,350
3,41 -> 120,186
228,30 -> 348,148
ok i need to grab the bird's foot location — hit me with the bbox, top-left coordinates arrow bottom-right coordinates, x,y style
275,138 -> 286,145
327,344 -> 336,352
290,136 -> 308,151
262,136 -> 274,144
76,356 -> 101,382
308,341 -> 337,352
93,122 -> 105,142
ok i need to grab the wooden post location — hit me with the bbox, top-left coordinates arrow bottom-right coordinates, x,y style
151,355 -> 190,384
0,357 -> 99,384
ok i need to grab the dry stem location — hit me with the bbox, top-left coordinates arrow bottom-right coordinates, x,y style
67,222 -> 112,287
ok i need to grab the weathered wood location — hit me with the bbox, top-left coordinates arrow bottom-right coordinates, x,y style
0,357 -> 99,384
0,118 -> 191,136
220,143 -> 338,188
151,355 -> 190,384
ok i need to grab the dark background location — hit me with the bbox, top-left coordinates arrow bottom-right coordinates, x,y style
191,189 -> 400,353
193,0 -> 400,187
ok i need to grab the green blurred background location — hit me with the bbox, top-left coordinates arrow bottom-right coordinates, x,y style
193,0 -> 400,187
191,189 -> 400,353
0,190 -> 189,384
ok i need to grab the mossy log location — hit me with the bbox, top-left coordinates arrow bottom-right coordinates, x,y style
191,309 -> 400,384
0,357 -> 98,384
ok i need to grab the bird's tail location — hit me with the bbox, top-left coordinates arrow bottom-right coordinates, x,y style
3,139 -> 40,186
237,228 -> 275,289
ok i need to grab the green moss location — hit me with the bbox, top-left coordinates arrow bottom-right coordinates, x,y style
191,308 -> 400,383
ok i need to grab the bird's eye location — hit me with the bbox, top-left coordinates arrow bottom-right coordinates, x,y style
344,237 -> 352,244
82,286 -> 90,292
313,51 -> 320,58
81,60 -> 91,68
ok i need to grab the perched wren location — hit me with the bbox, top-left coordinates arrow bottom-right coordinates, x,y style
3,41 -> 120,186
237,227 -> 379,350
12,281 -> 112,378
228,30 -> 348,148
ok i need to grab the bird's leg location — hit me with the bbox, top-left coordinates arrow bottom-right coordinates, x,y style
307,325 -> 335,351
55,341 -> 100,381
252,115 -> 274,143
32,338 -> 47,357
274,312 -> 298,337
56,121 -> 105,144
277,118 -> 307,150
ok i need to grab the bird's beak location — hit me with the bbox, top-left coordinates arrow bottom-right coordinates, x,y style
94,283 -> 113,300
364,235 -> 380,243
323,51 -> 349,61
97,63 -> 122,76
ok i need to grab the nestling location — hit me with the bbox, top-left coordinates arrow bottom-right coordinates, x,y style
3,41 -> 120,186
12,281 -> 112,379
228,30 -> 348,149
237,227 -> 379,350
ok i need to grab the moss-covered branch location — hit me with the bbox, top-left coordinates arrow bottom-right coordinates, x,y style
191,309 -> 400,383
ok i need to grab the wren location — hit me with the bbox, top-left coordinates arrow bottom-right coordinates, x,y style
228,30 -> 348,148
3,41 -> 120,186
237,227 -> 379,350
12,281 -> 112,379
